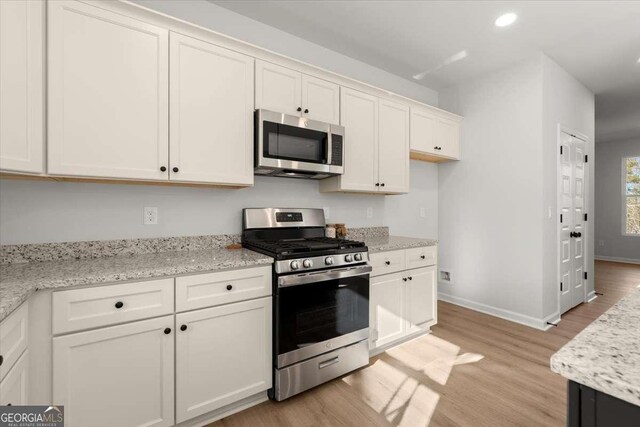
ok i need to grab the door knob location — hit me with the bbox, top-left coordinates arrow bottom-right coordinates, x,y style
575,232 -> 582,237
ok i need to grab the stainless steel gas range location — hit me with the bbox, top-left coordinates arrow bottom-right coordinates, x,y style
241,208 -> 371,401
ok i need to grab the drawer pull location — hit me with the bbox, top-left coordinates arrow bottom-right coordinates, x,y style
403,277 -> 407,282
226,284 -> 233,291
115,301 -> 124,309
408,276 -> 413,280
164,328 -> 171,335
319,356 -> 339,369
180,324 -> 187,331
385,261 -> 391,266
420,255 -> 426,259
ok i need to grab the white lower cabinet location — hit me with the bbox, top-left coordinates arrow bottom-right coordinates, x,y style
175,297 -> 272,423
53,316 -> 175,427
369,248 -> 437,353
0,350 -> 29,406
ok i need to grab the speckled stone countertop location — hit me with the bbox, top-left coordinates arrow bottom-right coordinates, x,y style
550,287 -> 640,406
0,248 -> 272,322
364,235 -> 438,253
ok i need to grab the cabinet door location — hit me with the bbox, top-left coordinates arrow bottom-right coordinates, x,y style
405,266 -> 436,334
410,107 -> 437,155
338,88 -> 378,192
48,1 -> 169,180
378,99 -> 409,193
53,316 -> 175,427
175,297 -> 271,423
370,273 -> 404,349
301,74 -> 339,125
170,32 -> 254,185
436,117 -> 460,159
0,350 -> 28,406
0,0 -> 44,174
255,60 -> 301,116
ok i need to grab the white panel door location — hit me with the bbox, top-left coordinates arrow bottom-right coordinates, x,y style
370,273 -> 405,349
559,131 -> 587,314
48,1 -> 169,180
255,60 -> 301,116
405,266 -> 436,334
437,117 -> 460,159
0,0 -> 44,174
170,32 -> 254,185
378,99 -> 409,193
175,297 -> 271,423
338,88 -> 378,192
0,350 -> 28,406
53,316 -> 175,427
301,74 -> 340,125
410,107 -> 437,155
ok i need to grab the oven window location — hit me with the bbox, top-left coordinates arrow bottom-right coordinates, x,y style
263,121 -> 328,164
276,274 -> 369,357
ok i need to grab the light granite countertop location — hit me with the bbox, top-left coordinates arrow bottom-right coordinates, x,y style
364,235 -> 438,253
550,287 -> 640,406
0,248 -> 273,322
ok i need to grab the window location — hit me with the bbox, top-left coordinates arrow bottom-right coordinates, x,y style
624,156 -> 640,235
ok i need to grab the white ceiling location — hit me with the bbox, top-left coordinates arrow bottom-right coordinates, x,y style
212,0 -> 640,142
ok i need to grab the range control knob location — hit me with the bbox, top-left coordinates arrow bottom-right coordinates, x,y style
325,256 -> 334,265
290,260 -> 300,270
354,253 -> 363,261
344,254 -> 353,262
303,259 -> 313,268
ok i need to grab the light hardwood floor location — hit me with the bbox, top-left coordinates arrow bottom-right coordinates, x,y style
211,261 -> 640,427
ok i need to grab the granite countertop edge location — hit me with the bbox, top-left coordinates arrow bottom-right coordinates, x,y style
365,235 -> 438,253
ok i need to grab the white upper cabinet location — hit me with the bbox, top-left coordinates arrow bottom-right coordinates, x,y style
321,87 -> 378,192
169,32 -> 254,185
410,106 -> 461,162
47,0 -> 169,180
255,60 -> 339,124
378,99 -> 410,194
0,0 -> 44,174
255,60 -> 302,117
301,74 -> 340,125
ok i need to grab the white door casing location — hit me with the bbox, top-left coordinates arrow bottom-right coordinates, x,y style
559,129 -> 588,315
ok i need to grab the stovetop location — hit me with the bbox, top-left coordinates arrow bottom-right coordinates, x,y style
243,237 -> 366,258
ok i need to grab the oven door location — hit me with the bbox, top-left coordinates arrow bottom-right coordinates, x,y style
256,109 -> 344,176
275,265 -> 370,368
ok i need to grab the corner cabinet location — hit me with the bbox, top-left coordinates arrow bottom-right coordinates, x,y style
169,32 -> 254,185
320,88 -> 409,194
255,60 -> 340,125
0,0 -> 44,174
410,106 -> 462,162
369,246 -> 437,354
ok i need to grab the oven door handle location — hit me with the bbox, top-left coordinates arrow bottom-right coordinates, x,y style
278,265 -> 372,288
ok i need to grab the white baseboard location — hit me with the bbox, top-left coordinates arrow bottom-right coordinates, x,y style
543,313 -> 561,331
587,290 -> 598,303
595,255 -> 640,265
438,292 -> 551,331
176,391 -> 268,427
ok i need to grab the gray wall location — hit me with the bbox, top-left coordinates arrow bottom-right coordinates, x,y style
0,161 -> 438,244
595,138 -> 640,262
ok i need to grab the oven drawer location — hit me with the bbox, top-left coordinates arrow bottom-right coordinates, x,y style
176,265 -> 271,312
369,250 -> 406,277
52,279 -> 174,334
405,246 -> 437,269
274,339 -> 369,401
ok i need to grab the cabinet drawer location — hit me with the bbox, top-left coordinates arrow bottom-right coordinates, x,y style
0,303 -> 28,381
175,265 -> 271,312
52,278 -> 174,335
369,250 -> 406,277
405,246 -> 437,269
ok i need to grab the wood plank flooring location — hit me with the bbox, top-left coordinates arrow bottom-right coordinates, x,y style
211,260 -> 640,427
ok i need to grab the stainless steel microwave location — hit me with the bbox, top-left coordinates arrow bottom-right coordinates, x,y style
254,109 -> 344,179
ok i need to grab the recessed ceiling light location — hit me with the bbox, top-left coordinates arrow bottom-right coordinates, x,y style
495,13 -> 517,27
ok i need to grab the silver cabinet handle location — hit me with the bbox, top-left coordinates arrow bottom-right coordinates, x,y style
319,356 -> 340,369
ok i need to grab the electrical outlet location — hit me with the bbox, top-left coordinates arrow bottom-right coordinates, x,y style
144,207 -> 158,225
366,207 -> 373,219
598,240 -> 605,247
323,207 -> 330,220
419,207 -> 426,218
439,270 -> 453,284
